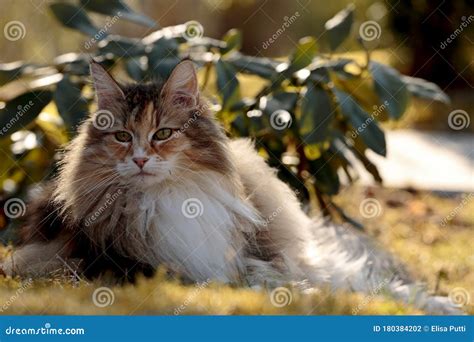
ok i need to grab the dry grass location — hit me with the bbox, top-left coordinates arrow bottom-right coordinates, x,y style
0,186 -> 471,315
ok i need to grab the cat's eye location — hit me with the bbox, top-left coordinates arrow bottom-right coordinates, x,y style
153,128 -> 173,141
114,131 -> 132,142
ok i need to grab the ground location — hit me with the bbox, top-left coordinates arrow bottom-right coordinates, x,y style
0,186 -> 471,315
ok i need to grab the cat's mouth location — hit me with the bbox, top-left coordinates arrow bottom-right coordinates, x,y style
136,171 -> 155,177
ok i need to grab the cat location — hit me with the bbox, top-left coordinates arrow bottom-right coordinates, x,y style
1,60 -> 460,314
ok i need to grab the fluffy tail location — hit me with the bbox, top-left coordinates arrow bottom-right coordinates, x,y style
299,218 -> 462,315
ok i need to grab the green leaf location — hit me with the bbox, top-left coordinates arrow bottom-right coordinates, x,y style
287,37 -> 317,74
261,91 -> 298,115
147,38 -> 181,80
369,61 -> 410,120
215,59 -> 241,111
0,91 -> 53,137
221,29 -> 242,55
54,53 -> 91,75
402,75 -> 450,105
0,62 -> 26,86
334,88 -> 386,156
80,0 -> 156,28
309,155 -> 340,195
49,3 -> 99,37
324,4 -> 354,51
98,35 -> 146,57
300,84 -> 334,143
228,55 -> 277,79
125,57 -> 147,81
53,76 -> 88,132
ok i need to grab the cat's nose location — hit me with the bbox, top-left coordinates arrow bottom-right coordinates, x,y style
132,157 -> 149,168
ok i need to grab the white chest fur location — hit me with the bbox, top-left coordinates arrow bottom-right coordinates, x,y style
130,175 -> 260,283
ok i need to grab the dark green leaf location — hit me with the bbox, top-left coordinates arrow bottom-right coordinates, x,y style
0,91 -> 53,136
261,91 -> 298,115
0,62 -> 26,86
310,155 -> 340,195
369,61 -> 410,119
215,59 -> 241,111
80,0 -> 156,28
53,76 -> 88,132
98,35 -> 146,57
334,88 -> 386,156
287,37 -> 317,74
221,29 -> 242,55
49,3 -> 99,37
300,84 -> 334,143
54,53 -> 91,75
125,57 -> 147,81
228,55 -> 277,79
147,38 -> 181,80
402,75 -> 450,105
324,4 -> 354,51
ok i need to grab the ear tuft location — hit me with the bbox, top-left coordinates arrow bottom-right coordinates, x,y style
162,60 -> 199,106
90,61 -> 125,109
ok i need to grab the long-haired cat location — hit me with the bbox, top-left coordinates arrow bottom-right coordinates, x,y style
1,60 -> 459,314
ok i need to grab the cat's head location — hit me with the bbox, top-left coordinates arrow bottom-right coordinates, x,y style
84,60 -> 231,188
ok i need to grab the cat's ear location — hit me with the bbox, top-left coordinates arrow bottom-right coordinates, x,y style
161,60 -> 199,107
90,61 -> 125,109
